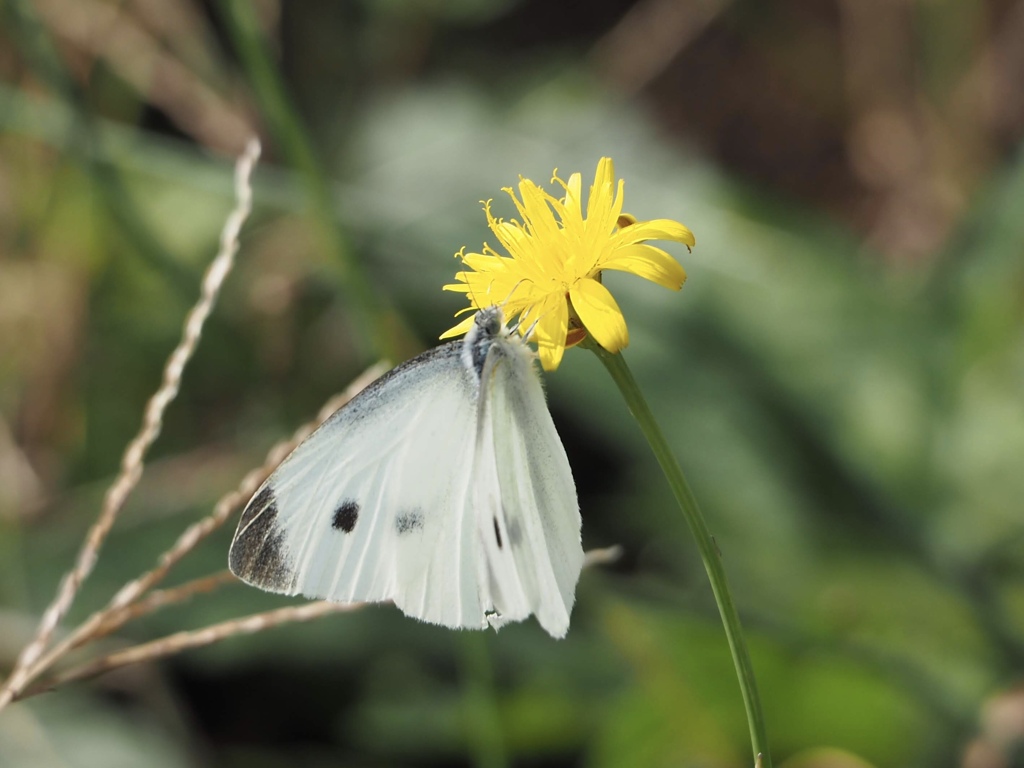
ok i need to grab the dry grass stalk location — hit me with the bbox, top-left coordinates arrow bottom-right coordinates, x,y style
108,363 -> 389,610
23,601 -> 366,699
22,543 -> 621,699
17,541 -> 620,701
0,138 -> 262,710
583,545 -> 624,568
92,571 -> 238,643
8,362 -> 387,706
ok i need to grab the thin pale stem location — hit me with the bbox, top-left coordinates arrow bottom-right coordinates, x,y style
93,572 -> 238,642
586,340 -> 771,768
0,138 -> 261,711
11,363 -> 390,697
19,601 -> 364,700
11,548 -> 620,704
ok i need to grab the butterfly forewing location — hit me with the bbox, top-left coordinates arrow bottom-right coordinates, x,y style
231,343 -> 490,629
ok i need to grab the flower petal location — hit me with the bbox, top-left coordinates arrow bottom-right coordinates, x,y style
530,293 -> 569,371
563,171 -> 582,221
514,179 -> 561,243
569,278 -> 628,352
612,218 -> 695,248
601,244 -> 687,290
448,269 -> 528,309
461,251 -> 510,272
493,221 -> 527,251
439,313 -> 476,340
587,158 -> 615,221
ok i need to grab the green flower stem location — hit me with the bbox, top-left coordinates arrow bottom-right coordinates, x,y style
460,634 -> 509,768
586,340 -> 771,768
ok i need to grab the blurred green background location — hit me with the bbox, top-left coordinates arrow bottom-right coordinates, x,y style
2,0 -> 1024,766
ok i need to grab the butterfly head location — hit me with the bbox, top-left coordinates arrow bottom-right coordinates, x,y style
461,305 -> 512,380
473,305 -> 505,338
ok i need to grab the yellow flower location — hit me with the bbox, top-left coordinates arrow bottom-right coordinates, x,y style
441,157 -> 695,371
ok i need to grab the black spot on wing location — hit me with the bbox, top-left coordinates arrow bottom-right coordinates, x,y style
229,485 -> 291,591
395,509 -> 424,535
332,500 -> 359,533
506,514 -> 522,548
493,516 -> 503,550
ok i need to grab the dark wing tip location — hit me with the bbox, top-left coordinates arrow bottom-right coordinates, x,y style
229,485 -> 293,592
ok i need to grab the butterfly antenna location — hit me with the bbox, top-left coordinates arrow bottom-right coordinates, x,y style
509,305 -> 528,334
520,317 -> 544,344
515,294 -> 550,343
495,279 -> 532,329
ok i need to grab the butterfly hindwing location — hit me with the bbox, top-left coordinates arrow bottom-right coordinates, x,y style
473,336 -> 583,638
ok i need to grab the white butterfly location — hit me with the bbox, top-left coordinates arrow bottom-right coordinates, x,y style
229,305 -> 584,638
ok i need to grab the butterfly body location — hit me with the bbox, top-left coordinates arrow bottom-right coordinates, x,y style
229,306 -> 583,638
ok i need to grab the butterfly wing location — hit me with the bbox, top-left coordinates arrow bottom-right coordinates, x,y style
474,336 -> 584,638
229,342 -> 493,630
231,307 -> 583,638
